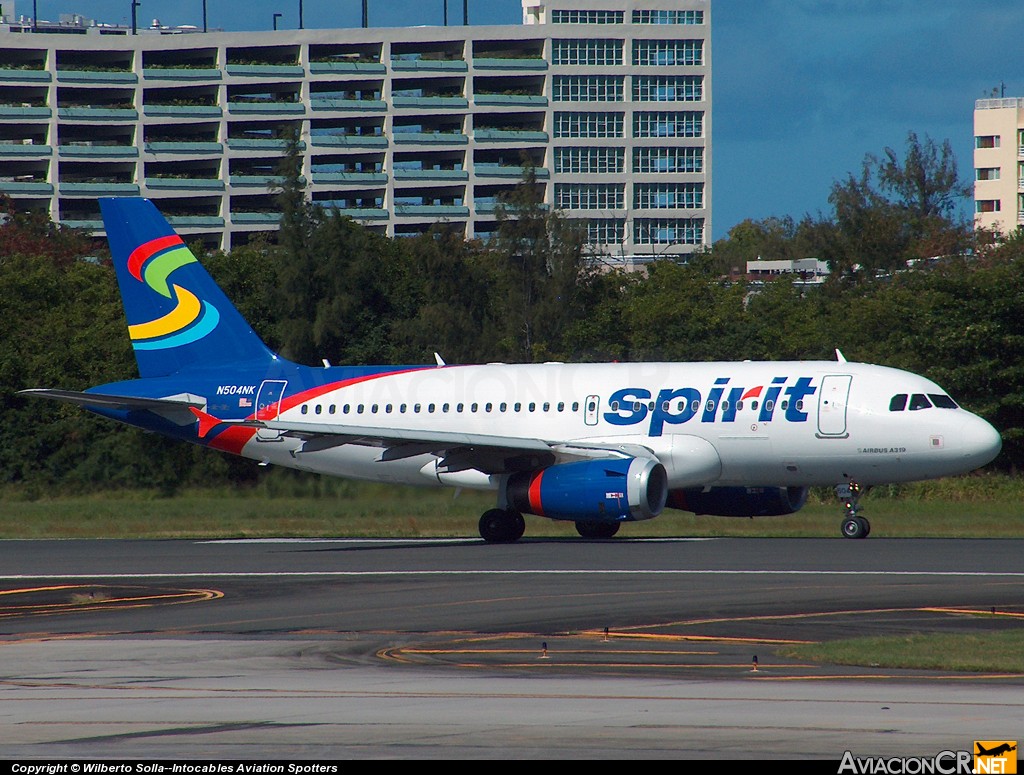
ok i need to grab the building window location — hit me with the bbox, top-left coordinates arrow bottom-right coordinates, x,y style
552,39 -> 624,66
634,183 -> 704,209
633,40 -> 703,67
551,9 -> 624,24
633,76 -> 703,102
634,111 -> 703,137
633,146 -> 703,173
632,9 -> 704,24
976,200 -> 1001,213
975,135 -> 1000,149
554,146 -> 624,173
552,76 -> 624,102
574,218 -> 625,244
555,183 -> 624,209
634,218 -> 704,245
976,167 -> 1000,181
553,111 -> 624,138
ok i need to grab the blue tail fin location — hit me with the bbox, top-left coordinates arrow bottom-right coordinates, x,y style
100,197 -> 278,379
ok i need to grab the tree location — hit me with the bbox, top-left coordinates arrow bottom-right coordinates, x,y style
486,167 -> 592,361
827,132 -> 971,277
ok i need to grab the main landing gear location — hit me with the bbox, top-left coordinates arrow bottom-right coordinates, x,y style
836,481 -> 870,539
478,508 -> 525,543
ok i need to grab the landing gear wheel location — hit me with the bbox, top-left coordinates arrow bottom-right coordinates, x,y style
841,516 -> 869,539
479,509 -> 525,543
835,481 -> 870,539
575,521 -> 620,539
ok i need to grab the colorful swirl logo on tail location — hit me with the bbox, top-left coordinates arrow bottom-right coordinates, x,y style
126,234 -> 220,351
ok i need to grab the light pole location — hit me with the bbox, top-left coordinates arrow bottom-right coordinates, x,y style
298,0 -> 303,29
272,11 -> 281,29
131,0 -> 141,34
202,0 -> 207,32
443,0 -> 447,26
32,0 -> 37,31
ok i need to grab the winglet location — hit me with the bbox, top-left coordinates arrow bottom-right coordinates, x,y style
835,349 -> 847,363
189,406 -> 222,439
434,352 -> 446,367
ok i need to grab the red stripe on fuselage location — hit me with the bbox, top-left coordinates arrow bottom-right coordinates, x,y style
127,235 -> 184,281
202,366 -> 435,456
528,469 -> 545,516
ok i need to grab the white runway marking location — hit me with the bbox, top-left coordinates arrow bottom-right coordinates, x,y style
1,569 -> 1023,579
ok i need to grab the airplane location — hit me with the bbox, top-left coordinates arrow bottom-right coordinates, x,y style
20,198 -> 1003,542
976,744 -> 1017,757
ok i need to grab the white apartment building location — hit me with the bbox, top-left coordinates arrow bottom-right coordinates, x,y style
974,97 -> 1023,235
0,0 -> 710,260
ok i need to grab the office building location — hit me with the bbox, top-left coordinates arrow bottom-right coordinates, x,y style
974,97 -> 1023,235
0,0 -> 710,261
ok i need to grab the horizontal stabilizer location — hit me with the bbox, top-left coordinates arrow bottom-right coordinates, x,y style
19,388 -> 205,412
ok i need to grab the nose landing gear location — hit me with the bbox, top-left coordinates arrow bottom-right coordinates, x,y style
836,481 -> 870,539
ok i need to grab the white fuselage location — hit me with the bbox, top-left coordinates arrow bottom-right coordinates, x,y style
238,360 -> 1001,491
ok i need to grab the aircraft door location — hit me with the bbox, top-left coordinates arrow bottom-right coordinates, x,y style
255,379 -> 288,441
584,395 -> 600,426
817,374 -> 852,437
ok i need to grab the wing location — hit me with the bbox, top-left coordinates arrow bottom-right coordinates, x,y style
192,410 -> 656,475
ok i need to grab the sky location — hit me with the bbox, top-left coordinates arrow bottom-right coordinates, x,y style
17,0 -> 1024,241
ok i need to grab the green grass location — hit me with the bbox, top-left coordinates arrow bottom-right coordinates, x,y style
779,631 -> 1024,673
0,473 -> 1022,539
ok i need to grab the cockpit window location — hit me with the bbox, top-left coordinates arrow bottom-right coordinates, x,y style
908,393 -> 932,411
889,394 -> 908,412
929,394 -> 958,409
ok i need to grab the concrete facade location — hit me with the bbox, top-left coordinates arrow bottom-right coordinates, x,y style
973,97 -> 1023,235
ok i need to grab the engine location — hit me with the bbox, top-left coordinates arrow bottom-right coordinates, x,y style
507,457 -> 668,522
666,486 -> 809,517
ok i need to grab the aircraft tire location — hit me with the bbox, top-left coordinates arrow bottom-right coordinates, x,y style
479,509 -> 523,543
575,521 -> 620,539
841,516 -> 869,539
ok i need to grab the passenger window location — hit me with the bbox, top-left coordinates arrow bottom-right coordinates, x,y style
329,405 -> 336,414
764,400 -> 774,412
889,394 -> 908,411
557,402 -> 565,412
909,394 -> 932,411
414,403 -> 422,413
515,402 -> 522,412
780,400 -> 788,411
315,405 -> 322,414
457,403 -> 464,412
690,399 -> 699,413
500,402 -> 507,412
471,403 -> 478,412
929,394 -> 958,409
543,402 -> 550,412
400,404 -> 407,413
611,401 -> 620,411
751,400 -> 759,411
442,403 -> 450,412
572,402 -> 580,412
428,403 -> 435,413
301,405 -> 308,415
357,405 -> 364,414
371,404 -> 378,413
343,404 -> 350,414
721,400 -> 730,412
705,400 -> 715,413
736,400 -> 744,410
529,402 -> 536,412
385,404 -> 393,413
485,403 -> 493,412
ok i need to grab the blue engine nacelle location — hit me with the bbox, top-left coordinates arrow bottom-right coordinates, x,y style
507,457 -> 668,523
666,486 -> 809,517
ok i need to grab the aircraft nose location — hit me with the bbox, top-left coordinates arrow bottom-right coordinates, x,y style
958,414 -> 1002,470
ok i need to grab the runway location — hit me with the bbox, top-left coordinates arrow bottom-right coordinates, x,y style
0,537 -> 1022,758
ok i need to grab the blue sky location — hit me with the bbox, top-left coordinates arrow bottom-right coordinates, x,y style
22,0 -> 1024,240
